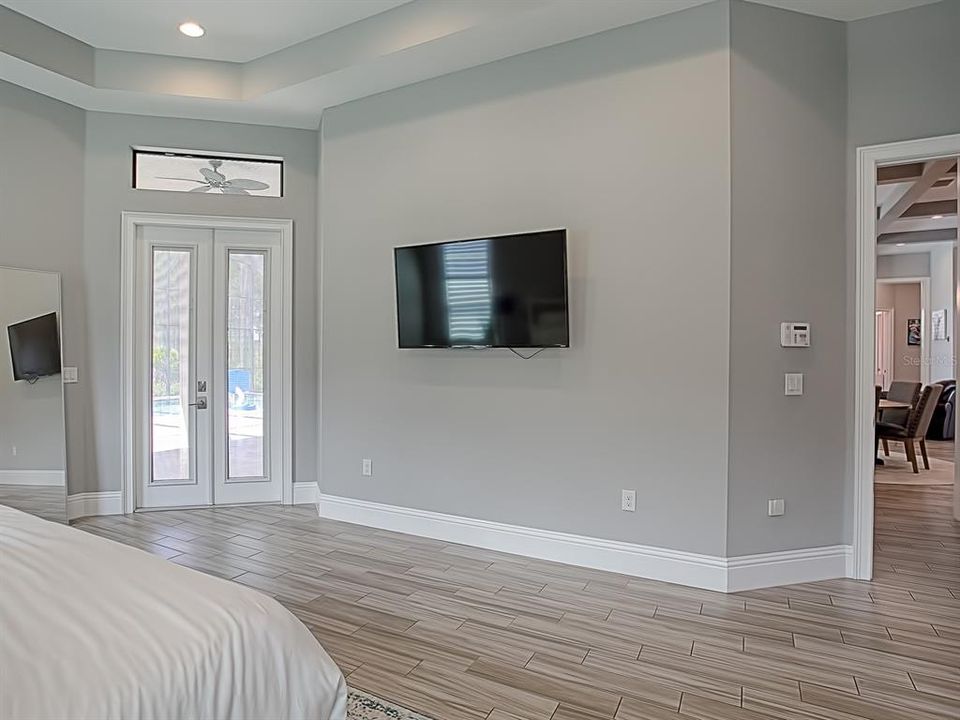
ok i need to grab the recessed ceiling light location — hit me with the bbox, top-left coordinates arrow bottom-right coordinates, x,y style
931,214 -> 943,219
179,22 -> 205,38
896,243 -> 906,247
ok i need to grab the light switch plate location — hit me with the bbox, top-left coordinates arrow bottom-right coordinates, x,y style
768,498 -> 785,516
62,367 -> 79,384
785,373 -> 803,396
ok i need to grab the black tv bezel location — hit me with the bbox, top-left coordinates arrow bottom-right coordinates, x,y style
393,229 -> 570,350
8,311 -> 62,381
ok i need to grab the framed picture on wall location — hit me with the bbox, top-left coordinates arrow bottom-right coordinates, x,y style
907,318 -> 921,346
932,309 -> 948,341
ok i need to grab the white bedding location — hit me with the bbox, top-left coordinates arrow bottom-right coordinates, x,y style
0,505 -> 347,720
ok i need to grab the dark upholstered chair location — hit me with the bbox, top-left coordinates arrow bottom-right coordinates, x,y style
874,385 -> 883,463
926,379 -> 956,440
881,380 -> 921,427
878,384 -> 943,473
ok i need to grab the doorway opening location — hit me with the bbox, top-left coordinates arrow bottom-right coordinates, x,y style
855,135 -> 960,580
874,278 -> 930,388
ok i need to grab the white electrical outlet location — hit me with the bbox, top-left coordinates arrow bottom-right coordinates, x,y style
361,458 -> 373,477
768,498 -> 785,517
621,489 -> 636,512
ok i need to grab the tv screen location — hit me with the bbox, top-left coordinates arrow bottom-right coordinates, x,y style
394,229 -> 569,348
8,312 -> 61,381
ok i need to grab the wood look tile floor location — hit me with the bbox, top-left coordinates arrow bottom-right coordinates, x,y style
918,438 -> 955,464
73,484 -> 960,720
0,484 -> 66,523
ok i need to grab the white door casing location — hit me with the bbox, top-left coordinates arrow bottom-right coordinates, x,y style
122,213 -> 293,513
854,136 -> 960,579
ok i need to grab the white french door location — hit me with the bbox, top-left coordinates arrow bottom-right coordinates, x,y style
133,222 -> 286,509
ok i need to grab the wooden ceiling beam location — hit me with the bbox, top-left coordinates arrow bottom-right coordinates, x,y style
900,199 -> 957,219
878,162 -> 923,184
878,161 -> 957,185
878,158 -> 957,235
877,228 -> 958,245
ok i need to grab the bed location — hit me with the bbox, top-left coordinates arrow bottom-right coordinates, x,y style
0,504 -> 347,720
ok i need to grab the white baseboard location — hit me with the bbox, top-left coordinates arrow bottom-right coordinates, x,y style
317,494 -> 852,593
725,544 -> 853,592
318,494 -> 728,590
845,547 -> 857,578
67,491 -> 123,521
0,470 -> 65,486
293,481 -> 318,505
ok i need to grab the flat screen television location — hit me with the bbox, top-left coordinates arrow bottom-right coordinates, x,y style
8,312 -> 61,381
394,229 -> 569,349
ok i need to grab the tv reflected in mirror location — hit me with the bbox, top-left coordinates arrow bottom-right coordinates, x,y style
8,312 -> 61,381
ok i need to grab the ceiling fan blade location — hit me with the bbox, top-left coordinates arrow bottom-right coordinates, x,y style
189,185 -> 213,192
227,179 -> 270,190
221,187 -> 250,195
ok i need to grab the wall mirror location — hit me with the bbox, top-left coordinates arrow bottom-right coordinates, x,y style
0,267 -> 66,523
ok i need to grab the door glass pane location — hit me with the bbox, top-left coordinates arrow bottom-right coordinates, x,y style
227,252 -> 266,478
152,249 -> 192,482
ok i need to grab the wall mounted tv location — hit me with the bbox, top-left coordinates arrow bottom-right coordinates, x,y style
394,229 -> 569,349
7,312 -> 61,381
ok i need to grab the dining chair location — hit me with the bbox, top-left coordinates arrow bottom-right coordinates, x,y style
882,380 -> 922,426
877,383 -> 943,473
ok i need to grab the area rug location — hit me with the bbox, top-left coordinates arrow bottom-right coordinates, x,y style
875,452 -> 954,485
347,689 -> 434,720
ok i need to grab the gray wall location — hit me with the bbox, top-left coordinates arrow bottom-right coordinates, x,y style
876,252 -> 930,279
0,81 -> 88,493
726,0 -> 847,555
848,0 -> 960,148
0,268 -> 65,474
320,2 -> 732,555
82,112 -> 319,493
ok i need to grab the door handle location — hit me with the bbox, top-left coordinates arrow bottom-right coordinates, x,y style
189,397 -> 208,410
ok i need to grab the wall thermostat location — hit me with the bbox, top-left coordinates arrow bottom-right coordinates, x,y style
780,322 -> 810,348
